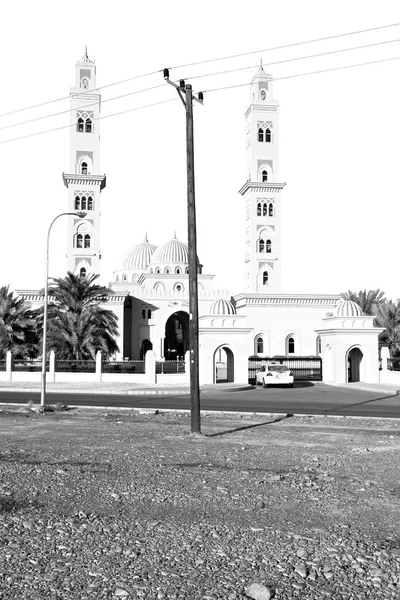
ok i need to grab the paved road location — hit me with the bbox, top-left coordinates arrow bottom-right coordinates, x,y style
1,383 -> 400,417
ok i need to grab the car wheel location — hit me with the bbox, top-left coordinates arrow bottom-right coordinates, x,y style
263,381 -> 269,389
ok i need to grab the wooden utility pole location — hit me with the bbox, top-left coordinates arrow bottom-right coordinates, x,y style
164,71 -> 203,433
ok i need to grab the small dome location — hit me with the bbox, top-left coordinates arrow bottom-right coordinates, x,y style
150,235 -> 193,265
209,299 -> 236,315
335,300 -> 363,317
122,237 -> 157,271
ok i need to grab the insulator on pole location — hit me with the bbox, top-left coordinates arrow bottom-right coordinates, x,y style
198,92 -> 204,102
179,79 -> 185,89
163,68 -> 170,79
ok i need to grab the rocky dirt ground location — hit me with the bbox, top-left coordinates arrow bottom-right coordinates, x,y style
0,406 -> 400,599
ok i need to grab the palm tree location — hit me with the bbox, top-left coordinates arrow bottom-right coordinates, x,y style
0,286 -> 39,359
341,289 -> 386,315
373,300 -> 400,356
42,272 -> 119,360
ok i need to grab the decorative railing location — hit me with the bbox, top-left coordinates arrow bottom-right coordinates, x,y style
55,360 -> 96,373
13,360 -> 49,372
103,361 -> 145,374
156,361 -> 186,374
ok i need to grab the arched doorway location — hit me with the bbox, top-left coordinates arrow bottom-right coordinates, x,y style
347,347 -> 364,382
140,339 -> 153,360
214,346 -> 234,383
164,311 -> 189,360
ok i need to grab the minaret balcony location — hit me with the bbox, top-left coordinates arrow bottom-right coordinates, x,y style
63,173 -> 106,190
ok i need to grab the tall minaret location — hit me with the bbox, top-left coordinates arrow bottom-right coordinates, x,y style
239,62 -> 285,293
63,49 -> 106,277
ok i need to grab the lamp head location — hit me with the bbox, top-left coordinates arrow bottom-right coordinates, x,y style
75,211 -> 87,219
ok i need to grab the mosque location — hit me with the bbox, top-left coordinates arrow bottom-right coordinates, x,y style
20,52 -> 383,385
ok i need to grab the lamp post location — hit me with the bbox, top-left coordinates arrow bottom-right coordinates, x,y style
40,211 -> 87,408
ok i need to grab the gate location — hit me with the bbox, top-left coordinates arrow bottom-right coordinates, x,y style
248,356 -> 322,384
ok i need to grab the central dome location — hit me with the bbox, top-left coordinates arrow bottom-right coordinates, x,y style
123,237 -> 157,271
335,300 -> 363,317
150,236 -> 190,265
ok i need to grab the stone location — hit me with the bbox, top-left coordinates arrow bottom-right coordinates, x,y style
115,589 -> 129,597
245,582 -> 273,600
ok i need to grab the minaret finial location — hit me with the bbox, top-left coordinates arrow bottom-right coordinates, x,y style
144,231 -> 148,242
173,231 -> 177,240
85,45 -> 88,59
258,57 -> 265,75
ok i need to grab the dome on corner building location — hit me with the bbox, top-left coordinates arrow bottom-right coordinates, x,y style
209,299 -> 236,315
334,300 -> 363,317
122,238 -> 157,271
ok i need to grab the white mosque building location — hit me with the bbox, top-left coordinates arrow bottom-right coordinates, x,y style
19,52 -> 383,385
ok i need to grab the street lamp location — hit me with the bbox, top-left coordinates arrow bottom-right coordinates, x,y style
40,211 -> 87,408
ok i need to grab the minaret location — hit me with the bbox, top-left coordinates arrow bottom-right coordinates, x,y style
238,61 -> 285,293
63,49 -> 106,277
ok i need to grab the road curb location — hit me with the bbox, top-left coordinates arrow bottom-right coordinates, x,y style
0,385 -> 253,396
325,383 -> 400,395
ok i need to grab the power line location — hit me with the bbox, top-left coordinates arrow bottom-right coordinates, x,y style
4,36 -> 398,133
0,69 -> 160,119
169,22 -> 400,70
1,22 -> 399,121
0,98 -> 177,145
0,83 -> 167,131
202,54 -> 400,93
182,37 -> 400,82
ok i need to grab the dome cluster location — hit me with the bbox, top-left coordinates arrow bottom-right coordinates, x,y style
209,299 -> 236,315
114,234 -> 202,283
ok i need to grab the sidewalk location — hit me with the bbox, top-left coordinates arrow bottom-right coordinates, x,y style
326,381 -> 400,395
0,381 -> 253,395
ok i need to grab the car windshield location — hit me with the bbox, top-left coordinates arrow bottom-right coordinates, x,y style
268,365 -> 289,373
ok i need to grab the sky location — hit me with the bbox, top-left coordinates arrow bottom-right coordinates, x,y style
1,0 -> 400,300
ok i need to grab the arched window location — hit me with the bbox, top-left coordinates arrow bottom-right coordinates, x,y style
266,239 -> 272,253
156,268 -> 160,274
316,336 -> 322,355
80,267 -> 86,277
256,336 -> 264,354
259,239 -> 265,253
269,203 -> 274,217
116,275 -> 119,282
174,283 -> 184,292
76,234 -> 83,248
287,336 -> 295,354
258,128 -> 264,142
75,196 -> 80,210
77,118 -> 84,133
81,78 -> 89,90
133,274 -> 138,282
81,196 -> 87,210
263,203 -> 267,216
85,119 -> 92,133
165,267 -> 170,274
141,309 -> 146,319
84,234 -> 90,248
175,267 -> 181,274
265,128 -> 271,143
260,90 -> 266,101
185,267 -> 189,274
88,197 -> 93,210
122,274 -> 127,282
263,271 -> 268,285
81,162 -> 88,175
147,309 -> 151,319
257,203 -> 262,216
262,170 -> 268,182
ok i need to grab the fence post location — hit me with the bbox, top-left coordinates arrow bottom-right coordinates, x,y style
145,350 -> 156,384
49,351 -> 55,383
96,351 -> 102,382
6,351 -> 12,382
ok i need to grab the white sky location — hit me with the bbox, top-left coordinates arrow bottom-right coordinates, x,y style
1,0 -> 400,300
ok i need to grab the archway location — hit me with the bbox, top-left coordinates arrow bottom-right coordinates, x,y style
213,346 -> 235,383
140,339 -> 153,360
347,347 -> 364,383
164,311 -> 189,360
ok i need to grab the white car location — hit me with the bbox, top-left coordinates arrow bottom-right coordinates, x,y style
256,363 -> 294,388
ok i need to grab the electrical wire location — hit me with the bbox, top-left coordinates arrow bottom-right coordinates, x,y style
169,22 -> 400,70
181,37 -> 400,82
1,22 -> 399,120
202,55 -> 400,94
0,83 -> 167,131
0,69 -> 160,119
0,98 -> 177,145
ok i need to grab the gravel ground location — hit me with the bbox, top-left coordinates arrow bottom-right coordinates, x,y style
0,408 -> 400,599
